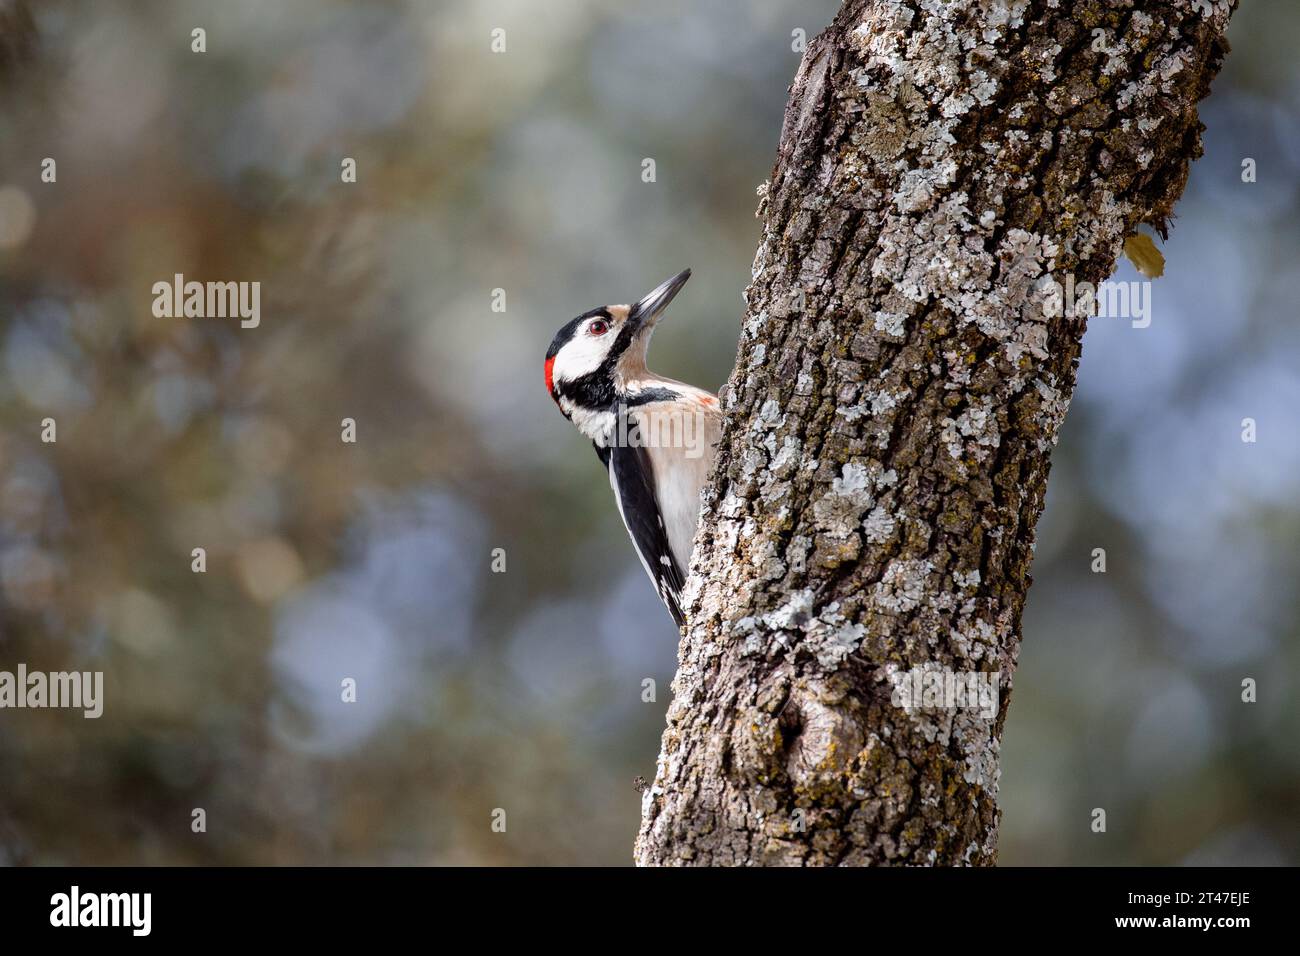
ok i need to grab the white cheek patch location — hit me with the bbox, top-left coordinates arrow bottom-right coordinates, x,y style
552,331 -> 612,384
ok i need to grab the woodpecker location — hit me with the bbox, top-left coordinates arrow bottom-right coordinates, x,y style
545,269 -> 721,627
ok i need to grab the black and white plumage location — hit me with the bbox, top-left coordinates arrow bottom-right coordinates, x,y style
545,270 -> 722,627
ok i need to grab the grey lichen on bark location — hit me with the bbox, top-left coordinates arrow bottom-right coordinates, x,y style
636,0 -> 1236,866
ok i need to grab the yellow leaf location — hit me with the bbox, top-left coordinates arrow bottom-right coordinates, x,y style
1123,232 -> 1165,279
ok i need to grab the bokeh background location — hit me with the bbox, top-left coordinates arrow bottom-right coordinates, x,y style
0,0 -> 1295,865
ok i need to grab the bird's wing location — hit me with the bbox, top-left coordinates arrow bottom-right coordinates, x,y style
593,441 -> 686,628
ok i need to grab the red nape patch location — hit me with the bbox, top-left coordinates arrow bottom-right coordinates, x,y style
544,356 -> 556,397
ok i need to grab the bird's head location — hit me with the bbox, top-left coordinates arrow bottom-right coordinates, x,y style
545,269 -> 691,415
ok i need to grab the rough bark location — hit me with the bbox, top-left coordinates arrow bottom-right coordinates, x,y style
636,0 -> 1235,866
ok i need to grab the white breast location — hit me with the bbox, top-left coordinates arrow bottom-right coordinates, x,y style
630,395 -> 722,573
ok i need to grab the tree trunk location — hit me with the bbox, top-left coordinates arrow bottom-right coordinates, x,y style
636,0 -> 1235,866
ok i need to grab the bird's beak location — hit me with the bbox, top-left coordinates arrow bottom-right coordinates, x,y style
629,269 -> 691,328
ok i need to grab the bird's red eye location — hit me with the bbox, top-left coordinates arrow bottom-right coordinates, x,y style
587,319 -> 608,336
